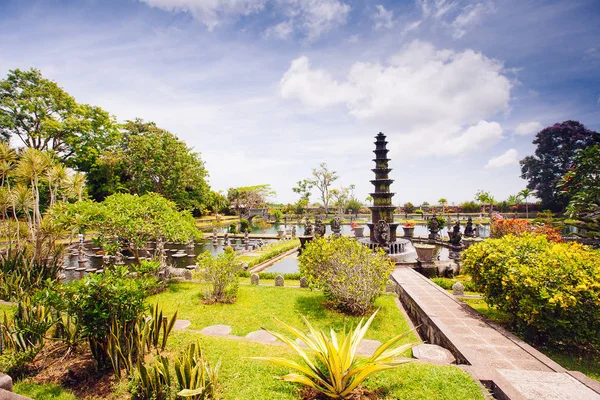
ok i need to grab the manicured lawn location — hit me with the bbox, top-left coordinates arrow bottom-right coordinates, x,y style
168,332 -> 486,400
14,381 -> 78,400
148,281 -> 415,343
238,238 -> 300,265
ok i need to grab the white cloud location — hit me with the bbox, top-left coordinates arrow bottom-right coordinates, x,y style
264,20 -> 294,39
485,148 -> 519,169
273,0 -> 351,40
138,0 -> 265,31
373,5 -> 394,30
451,2 -> 495,39
515,121 -> 542,135
281,40 -> 510,130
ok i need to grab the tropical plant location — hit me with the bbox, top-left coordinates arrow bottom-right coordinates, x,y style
402,202 -> 415,214
299,237 -> 393,315
130,355 -> 172,400
438,198 -> 447,214
175,341 -> 220,399
463,234 -> 600,347
251,311 -> 413,399
195,248 -> 241,304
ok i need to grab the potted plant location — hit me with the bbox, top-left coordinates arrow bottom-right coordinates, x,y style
402,220 -> 415,238
351,221 -> 365,238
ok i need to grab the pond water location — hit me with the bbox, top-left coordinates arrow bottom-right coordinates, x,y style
247,222 -> 490,238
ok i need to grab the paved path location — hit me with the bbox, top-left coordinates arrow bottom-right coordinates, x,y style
392,267 -> 600,400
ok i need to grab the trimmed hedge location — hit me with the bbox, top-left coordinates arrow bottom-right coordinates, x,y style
462,234 -> 600,347
431,277 -> 477,292
238,271 -> 303,280
245,239 -> 300,269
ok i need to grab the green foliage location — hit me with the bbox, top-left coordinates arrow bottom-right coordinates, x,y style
87,119 -> 210,211
0,68 -> 118,167
227,185 -> 274,216
427,215 -> 447,230
239,218 -> 251,233
459,201 -> 480,213
228,223 -> 237,234
0,248 -> 62,301
403,202 -> 415,213
414,209 -> 424,215
299,237 -> 394,315
0,349 -> 36,378
271,209 -> 283,223
53,266 -> 152,369
252,310 -> 413,399
520,120 -> 600,210
195,248 -> 241,304
237,271 -> 302,280
175,341 -> 220,399
462,234 -> 600,347
430,278 -> 477,292
130,355 -> 172,400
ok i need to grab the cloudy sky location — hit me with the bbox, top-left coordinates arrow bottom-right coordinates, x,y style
1,0 -> 599,205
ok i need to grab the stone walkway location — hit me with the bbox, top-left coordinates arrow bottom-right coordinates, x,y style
391,267 -> 600,400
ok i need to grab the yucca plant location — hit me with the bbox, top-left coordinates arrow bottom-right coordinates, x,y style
175,341 -> 220,399
131,355 -> 172,400
252,310 -> 414,399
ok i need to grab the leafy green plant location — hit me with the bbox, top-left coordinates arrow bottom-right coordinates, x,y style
251,311 -> 413,399
299,237 -> 393,315
2,296 -> 54,353
195,248 -> 240,304
271,209 -> 283,223
130,355 -> 172,400
239,218 -> 251,233
462,234 -> 600,347
175,341 -> 220,399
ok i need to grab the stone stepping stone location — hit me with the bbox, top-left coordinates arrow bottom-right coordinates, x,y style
173,320 -> 191,330
356,339 -> 382,357
200,324 -> 232,336
172,253 -> 186,258
185,265 -> 198,270
85,268 -> 97,273
64,266 -> 77,271
245,330 -> 278,344
412,344 -> 456,364
75,267 -> 87,272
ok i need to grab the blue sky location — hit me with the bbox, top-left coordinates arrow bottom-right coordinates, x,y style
1,0 -> 599,205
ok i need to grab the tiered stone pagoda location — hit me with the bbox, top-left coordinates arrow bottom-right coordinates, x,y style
367,132 -> 399,243
360,132 -> 412,260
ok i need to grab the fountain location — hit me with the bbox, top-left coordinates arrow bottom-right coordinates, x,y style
360,132 -> 413,262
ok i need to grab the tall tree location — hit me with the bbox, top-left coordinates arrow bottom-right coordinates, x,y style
0,68 -> 119,168
520,121 -> 600,211
475,190 -> 495,213
88,119 -> 210,212
438,198 -> 448,214
309,163 -> 338,214
227,184 -> 275,216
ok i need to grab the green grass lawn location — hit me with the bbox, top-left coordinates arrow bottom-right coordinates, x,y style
148,281 -> 415,343
14,381 -> 78,400
238,239 -> 299,266
168,331 -> 485,400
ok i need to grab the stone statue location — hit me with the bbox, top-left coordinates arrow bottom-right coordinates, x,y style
304,218 -> 313,236
464,217 -> 476,237
428,213 -> 440,240
331,216 -> 342,237
448,220 -> 462,245
314,216 -> 326,237
223,232 -> 230,247
291,225 -> 297,238
374,220 -> 390,247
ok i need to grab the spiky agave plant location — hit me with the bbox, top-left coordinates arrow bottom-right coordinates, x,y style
251,310 -> 414,399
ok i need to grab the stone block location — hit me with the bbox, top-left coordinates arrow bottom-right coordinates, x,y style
275,275 -> 284,287
452,282 -> 465,296
299,276 -> 308,288
412,344 -> 456,364
0,375 -> 12,392
250,273 -> 260,285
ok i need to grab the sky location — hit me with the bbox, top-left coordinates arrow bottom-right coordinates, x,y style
1,0 -> 599,206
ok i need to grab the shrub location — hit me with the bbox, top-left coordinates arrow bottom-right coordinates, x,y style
175,341 -> 220,399
54,267 -> 152,369
414,209 -> 424,215
237,271 -> 302,280
195,248 -> 240,303
252,311 -> 413,399
299,236 -> 394,315
491,219 -> 562,242
245,239 -> 299,269
271,209 -> 283,223
403,202 -> 415,213
459,201 -> 480,213
239,218 -> 251,233
462,234 -> 600,347
228,223 -> 238,234
427,215 -> 446,230
430,277 -> 477,292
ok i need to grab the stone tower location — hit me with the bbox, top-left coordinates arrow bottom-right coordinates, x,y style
367,132 -> 399,242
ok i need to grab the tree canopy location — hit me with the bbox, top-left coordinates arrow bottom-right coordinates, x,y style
87,119 -> 210,212
520,120 -> 600,211
308,163 -> 338,213
227,184 -> 275,215
0,68 -> 118,169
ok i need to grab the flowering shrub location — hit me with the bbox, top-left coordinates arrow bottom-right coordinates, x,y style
403,221 -> 415,228
298,236 -> 393,315
462,234 -> 600,347
491,219 -> 562,242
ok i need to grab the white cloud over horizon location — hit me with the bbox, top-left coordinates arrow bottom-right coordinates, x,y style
515,121 -> 543,135
485,148 -> 519,169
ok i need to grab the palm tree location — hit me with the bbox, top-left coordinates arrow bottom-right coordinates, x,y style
518,189 -> 535,219
438,198 -> 448,215
365,195 -> 373,206
11,184 -> 34,240
46,163 -> 67,206
64,171 -> 86,201
15,148 -> 52,229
